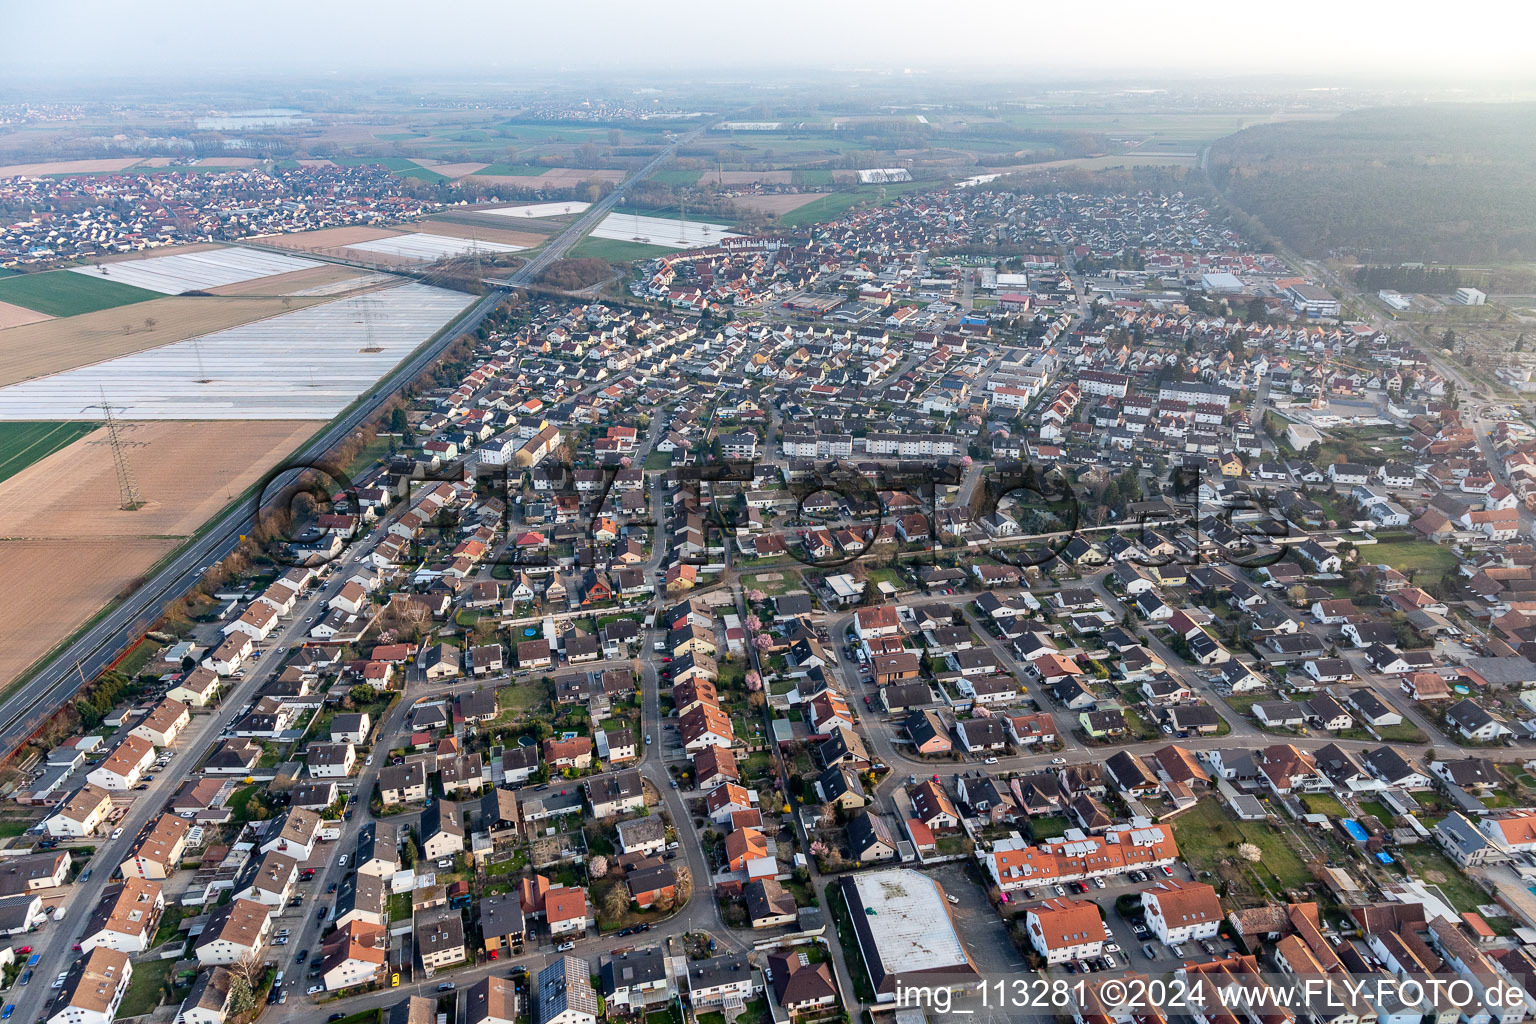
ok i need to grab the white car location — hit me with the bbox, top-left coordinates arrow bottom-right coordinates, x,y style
110,827 -> 123,840
338,855 -> 348,867
307,985 -> 324,995
556,941 -> 575,952
1051,757 -> 1067,765
984,757 -> 999,765
365,755 -> 373,766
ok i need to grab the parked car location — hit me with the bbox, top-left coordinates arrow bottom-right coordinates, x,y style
556,941 -> 575,952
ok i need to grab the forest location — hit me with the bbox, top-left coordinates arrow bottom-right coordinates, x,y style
1351,264 -> 1461,292
1208,104 -> 1536,262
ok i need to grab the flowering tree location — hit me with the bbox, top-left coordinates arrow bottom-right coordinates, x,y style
745,671 -> 762,692
589,855 -> 608,878
1237,843 -> 1262,863
747,589 -> 766,603
753,634 -> 773,651
745,614 -> 763,634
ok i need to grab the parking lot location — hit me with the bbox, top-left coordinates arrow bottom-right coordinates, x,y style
927,862 -> 1029,974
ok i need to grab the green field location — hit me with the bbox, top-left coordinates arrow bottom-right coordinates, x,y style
0,421 -> 100,482
475,163 -> 547,176
775,192 -> 867,227
1367,537 -> 1461,575
650,168 -> 702,185
329,156 -> 447,183
0,270 -> 158,316
776,180 -> 934,228
568,237 -> 677,262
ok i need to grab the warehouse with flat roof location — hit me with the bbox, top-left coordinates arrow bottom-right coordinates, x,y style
837,868 -> 978,1002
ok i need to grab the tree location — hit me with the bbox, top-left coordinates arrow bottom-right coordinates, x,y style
674,865 -> 693,905
1237,842 -> 1262,863
744,671 -> 763,692
227,975 -> 257,1016
600,883 -> 630,922
228,952 -> 267,990
589,855 -> 608,879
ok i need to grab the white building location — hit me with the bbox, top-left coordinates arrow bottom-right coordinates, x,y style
1141,879 -> 1223,944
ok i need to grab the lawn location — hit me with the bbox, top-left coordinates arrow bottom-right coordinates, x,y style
568,236 -> 676,263
1396,847 -> 1487,912
1300,793 -> 1347,817
1028,815 -> 1072,841
227,784 -> 266,823
387,892 -> 413,922
1368,537 -> 1461,576
120,957 -> 179,1017
1358,800 -> 1397,826
0,270 -> 158,316
0,422 -> 100,483
153,902 -> 188,947
1375,721 -> 1429,744
496,681 -> 546,713
1171,797 -> 1313,899
741,571 -> 801,598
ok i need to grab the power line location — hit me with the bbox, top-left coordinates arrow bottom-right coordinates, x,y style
92,387 -> 144,511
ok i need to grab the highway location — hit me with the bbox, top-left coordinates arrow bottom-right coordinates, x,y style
0,119 -> 712,761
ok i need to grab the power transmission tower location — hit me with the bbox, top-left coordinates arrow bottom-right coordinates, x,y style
93,388 -> 144,510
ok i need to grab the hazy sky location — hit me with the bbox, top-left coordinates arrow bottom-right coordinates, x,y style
5,0 -> 1536,84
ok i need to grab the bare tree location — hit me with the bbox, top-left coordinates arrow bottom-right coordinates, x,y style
227,951 -> 266,990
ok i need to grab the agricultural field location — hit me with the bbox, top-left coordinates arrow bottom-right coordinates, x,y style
0,422 -> 99,483
481,201 -> 593,220
343,232 -> 527,261
587,211 -> 738,250
328,155 -> 448,183
568,237 -> 678,263
260,225 -> 403,252
0,270 -> 160,317
407,158 -> 488,178
0,283 -> 473,420
399,221 -> 547,249
0,157 -> 146,176
0,294 -> 330,389
0,301 -> 51,329
207,265 -> 377,297
727,193 -> 827,216
0,419 -> 324,688
69,246 -> 321,294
